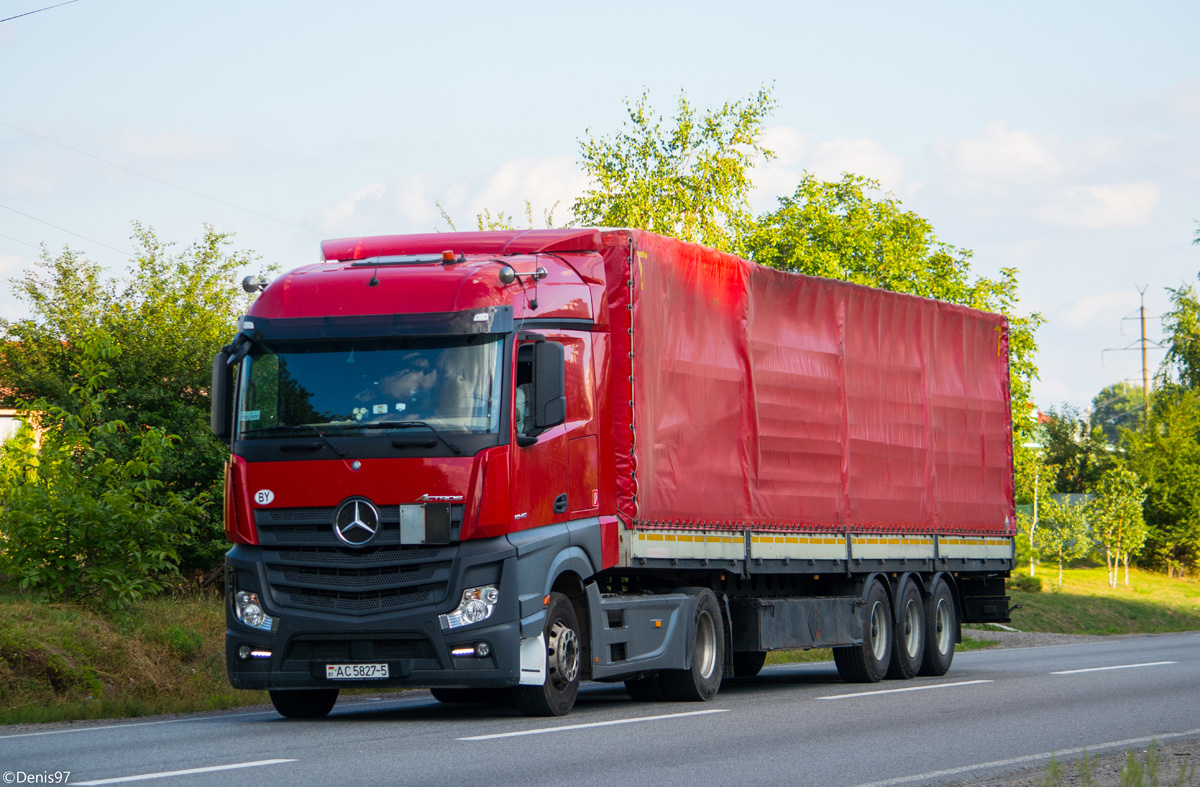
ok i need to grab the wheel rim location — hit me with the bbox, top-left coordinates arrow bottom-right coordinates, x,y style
934,597 -> 952,655
694,609 -> 717,679
869,600 -> 888,661
903,598 -> 921,657
547,618 -> 580,689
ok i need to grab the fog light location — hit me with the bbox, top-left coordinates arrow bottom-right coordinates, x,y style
238,645 -> 252,660
439,585 -> 499,630
474,642 -> 491,657
234,589 -> 275,632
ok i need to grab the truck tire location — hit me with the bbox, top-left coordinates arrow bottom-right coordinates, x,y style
886,578 -> 925,680
269,688 -> 339,719
430,688 -> 509,704
660,588 -> 724,702
833,579 -> 892,683
918,578 -> 956,676
733,650 -> 767,678
624,675 -> 667,702
513,592 -> 581,717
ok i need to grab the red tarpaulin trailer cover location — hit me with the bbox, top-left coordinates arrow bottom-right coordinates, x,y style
602,230 -> 1014,537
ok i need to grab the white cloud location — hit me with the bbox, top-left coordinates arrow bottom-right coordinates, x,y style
807,137 -> 906,189
116,126 -> 234,159
319,183 -> 387,233
1170,78 -> 1200,127
760,125 -> 809,166
435,155 -> 587,230
945,120 -> 1062,184
1056,290 -> 1140,330
1036,182 -> 1160,229
313,156 -> 588,236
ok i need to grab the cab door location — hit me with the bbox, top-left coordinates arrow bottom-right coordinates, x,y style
509,335 -> 570,530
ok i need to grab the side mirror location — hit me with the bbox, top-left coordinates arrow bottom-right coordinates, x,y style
533,340 -> 566,430
211,351 -> 233,442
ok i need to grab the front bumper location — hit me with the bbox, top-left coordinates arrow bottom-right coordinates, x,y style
225,534 -> 522,691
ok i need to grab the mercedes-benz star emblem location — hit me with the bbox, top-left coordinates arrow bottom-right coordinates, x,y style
333,499 -> 381,547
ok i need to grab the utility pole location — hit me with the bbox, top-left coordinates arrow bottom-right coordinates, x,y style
1138,284 -> 1149,421
1101,286 -> 1163,425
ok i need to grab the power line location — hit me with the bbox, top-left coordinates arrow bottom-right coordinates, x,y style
0,204 -> 131,257
0,0 -> 81,24
0,232 -> 41,251
0,120 -> 322,236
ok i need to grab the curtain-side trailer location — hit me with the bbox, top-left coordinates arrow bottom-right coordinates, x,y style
211,228 -> 1014,719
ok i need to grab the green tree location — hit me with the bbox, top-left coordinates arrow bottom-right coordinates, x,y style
0,223 -> 261,574
0,330 -> 203,603
1087,467 -> 1149,588
572,87 -> 776,256
1041,405 -> 1112,493
1123,387 -> 1200,576
1030,497 -> 1091,588
1161,277 -> 1200,390
1090,381 -> 1145,446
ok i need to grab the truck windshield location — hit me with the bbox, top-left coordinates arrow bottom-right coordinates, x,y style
235,335 -> 504,439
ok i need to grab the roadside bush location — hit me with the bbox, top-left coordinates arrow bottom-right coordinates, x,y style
0,331 -> 204,604
1009,573 -> 1044,592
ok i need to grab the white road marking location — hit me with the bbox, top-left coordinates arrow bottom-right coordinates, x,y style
458,708 -> 730,741
1052,661 -> 1177,675
855,727 -> 1200,787
818,680 -> 992,700
73,759 -> 296,785
0,694 -> 433,740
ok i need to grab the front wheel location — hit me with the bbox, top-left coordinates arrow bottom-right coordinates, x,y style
269,688 -> 339,719
833,579 -> 892,683
513,592 -> 582,717
661,588 -> 724,702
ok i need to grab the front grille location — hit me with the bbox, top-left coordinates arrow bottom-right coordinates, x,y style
285,634 -> 437,662
257,505 -> 462,616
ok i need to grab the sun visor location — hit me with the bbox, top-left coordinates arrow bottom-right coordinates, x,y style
240,306 -> 513,342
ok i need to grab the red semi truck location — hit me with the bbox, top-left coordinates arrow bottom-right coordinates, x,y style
210,228 -> 1015,718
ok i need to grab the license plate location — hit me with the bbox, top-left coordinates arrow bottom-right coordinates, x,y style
326,663 -> 389,680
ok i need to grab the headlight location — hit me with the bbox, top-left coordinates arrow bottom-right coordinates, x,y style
439,585 -> 499,630
234,590 -> 275,631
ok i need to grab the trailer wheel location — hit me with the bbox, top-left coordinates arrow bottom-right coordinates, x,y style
430,688 -> 509,704
661,588 -> 724,702
733,651 -> 767,678
513,592 -> 581,717
918,578 -> 956,676
833,579 -> 892,683
624,675 -> 667,702
886,578 -> 925,680
269,688 -> 339,719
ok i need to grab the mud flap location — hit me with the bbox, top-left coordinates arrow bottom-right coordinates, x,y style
519,633 -> 547,685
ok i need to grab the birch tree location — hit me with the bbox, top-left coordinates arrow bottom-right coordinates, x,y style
1087,467 -> 1148,588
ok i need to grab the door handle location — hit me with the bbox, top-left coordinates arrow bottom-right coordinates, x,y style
553,494 -> 568,514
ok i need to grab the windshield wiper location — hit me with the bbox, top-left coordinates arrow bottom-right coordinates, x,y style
246,424 -> 349,459
383,421 -> 463,455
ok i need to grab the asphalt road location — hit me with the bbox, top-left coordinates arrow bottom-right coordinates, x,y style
3,632 -> 1198,787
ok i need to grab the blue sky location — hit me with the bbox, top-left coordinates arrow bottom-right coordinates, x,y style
2,0 -> 1197,412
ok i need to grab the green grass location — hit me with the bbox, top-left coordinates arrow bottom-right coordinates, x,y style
1010,566 -> 1200,635
0,587 -> 268,725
